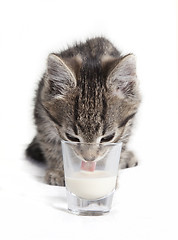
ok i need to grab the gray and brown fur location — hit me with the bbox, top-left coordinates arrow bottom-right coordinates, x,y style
26,37 -> 141,186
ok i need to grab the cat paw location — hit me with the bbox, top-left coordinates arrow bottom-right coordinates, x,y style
45,169 -> 65,186
119,151 -> 138,169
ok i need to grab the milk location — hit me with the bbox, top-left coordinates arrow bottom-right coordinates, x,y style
65,170 -> 116,200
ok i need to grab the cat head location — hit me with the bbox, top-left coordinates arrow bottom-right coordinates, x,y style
41,53 -> 141,160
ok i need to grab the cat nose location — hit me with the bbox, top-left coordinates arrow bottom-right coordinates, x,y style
83,156 -> 96,161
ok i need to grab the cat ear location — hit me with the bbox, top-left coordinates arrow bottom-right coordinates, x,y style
107,54 -> 138,100
47,54 -> 76,98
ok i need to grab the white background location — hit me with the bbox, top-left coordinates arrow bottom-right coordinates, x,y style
0,0 -> 178,239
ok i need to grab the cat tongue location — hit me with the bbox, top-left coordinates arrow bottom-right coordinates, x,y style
81,161 -> 96,172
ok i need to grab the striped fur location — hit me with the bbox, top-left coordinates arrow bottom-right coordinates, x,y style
26,37 -> 141,186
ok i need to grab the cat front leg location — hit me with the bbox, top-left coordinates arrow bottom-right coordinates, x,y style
45,167 -> 65,186
39,139 -> 65,186
119,150 -> 138,169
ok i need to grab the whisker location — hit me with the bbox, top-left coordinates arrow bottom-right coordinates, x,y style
120,134 -> 129,139
119,134 -> 130,142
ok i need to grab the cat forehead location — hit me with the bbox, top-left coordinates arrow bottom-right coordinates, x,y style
74,93 -> 106,121
71,93 -> 122,133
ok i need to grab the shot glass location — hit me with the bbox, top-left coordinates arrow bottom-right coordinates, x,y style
61,140 -> 122,216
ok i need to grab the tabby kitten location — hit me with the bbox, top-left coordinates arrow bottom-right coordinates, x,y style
26,37 -> 141,186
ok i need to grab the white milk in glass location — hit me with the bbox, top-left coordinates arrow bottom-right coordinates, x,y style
65,170 -> 116,200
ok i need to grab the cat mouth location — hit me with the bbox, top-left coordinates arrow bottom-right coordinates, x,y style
79,150 -> 110,172
73,147 -> 110,163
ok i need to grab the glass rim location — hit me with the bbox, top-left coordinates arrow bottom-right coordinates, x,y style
61,140 -> 122,147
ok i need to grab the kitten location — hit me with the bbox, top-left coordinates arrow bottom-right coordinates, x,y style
26,37 -> 141,186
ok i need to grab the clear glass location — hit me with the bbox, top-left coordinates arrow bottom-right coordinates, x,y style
61,140 -> 122,216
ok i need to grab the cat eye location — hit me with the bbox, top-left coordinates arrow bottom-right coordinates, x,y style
66,133 -> 80,142
100,133 -> 115,143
